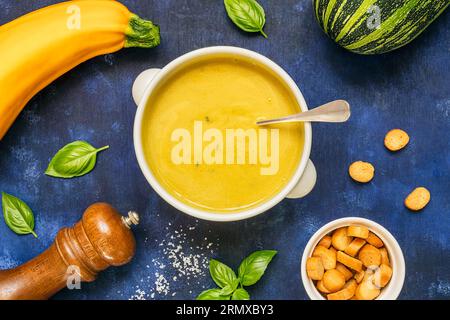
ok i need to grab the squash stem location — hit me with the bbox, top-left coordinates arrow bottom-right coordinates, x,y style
125,14 -> 160,48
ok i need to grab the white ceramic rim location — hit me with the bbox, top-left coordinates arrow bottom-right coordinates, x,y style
300,217 -> 406,300
133,46 -> 312,222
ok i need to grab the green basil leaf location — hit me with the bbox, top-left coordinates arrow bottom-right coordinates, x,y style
2,192 -> 37,238
224,0 -> 267,38
219,285 -> 234,296
45,141 -> 109,178
196,288 -> 231,300
209,259 -> 238,288
238,250 -> 277,286
220,278 -> 240,296
232,288 -> 250,300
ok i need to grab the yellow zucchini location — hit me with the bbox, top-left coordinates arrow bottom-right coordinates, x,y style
0,0 -> 160,139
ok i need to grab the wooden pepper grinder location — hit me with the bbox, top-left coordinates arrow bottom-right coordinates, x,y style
0,203 -> 139,300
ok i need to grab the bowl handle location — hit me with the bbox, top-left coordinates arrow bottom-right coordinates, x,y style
286,159 -> 317,199
132,68 -> 161,106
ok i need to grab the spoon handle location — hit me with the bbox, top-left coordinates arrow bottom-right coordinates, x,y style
257,100 -> 351,125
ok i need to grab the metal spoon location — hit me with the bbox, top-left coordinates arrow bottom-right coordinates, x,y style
256,100 -> 351,125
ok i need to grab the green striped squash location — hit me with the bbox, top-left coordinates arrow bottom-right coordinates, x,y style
313,0 -> 449,54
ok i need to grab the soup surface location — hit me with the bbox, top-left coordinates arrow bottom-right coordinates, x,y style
142,55 -> 305,213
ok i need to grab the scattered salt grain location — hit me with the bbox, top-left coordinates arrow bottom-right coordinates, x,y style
129,289 -> 146,300
129,222 -> 218,300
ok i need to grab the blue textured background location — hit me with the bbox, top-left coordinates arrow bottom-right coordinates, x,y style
0,0 -> 449,300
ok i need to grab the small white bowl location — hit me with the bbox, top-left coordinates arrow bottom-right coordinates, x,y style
301,217 -> 405,300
